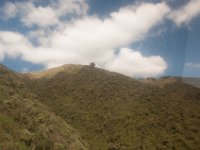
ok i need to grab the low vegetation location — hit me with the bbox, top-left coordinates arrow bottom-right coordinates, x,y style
0,64 -> 200,150
25,65 -> 200,150
0,64 -> 88,150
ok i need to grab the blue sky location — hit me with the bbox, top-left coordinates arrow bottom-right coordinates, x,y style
0,0 -> 200,77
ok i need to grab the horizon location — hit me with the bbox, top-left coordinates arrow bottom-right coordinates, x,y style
0,0 -> 200,78
1,62 -> 200,79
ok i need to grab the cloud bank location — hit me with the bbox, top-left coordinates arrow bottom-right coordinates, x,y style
1,0 -> 200,77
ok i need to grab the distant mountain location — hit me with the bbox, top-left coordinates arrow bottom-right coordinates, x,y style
141,76 -> 200,89
182,77 -> 200,89
1,64 -> 200,150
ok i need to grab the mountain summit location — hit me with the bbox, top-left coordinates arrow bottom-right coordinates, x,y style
1,64 -> 200,150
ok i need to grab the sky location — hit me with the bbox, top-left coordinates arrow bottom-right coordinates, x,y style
0,0 -> 200,78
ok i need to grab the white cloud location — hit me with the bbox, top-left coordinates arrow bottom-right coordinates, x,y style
42,2 -> 170,65
0,2 -> 170,77
185,62 -> 200,69
169,0 -> 200,26
105,48 -> 167,77
21,6 -> 59,27
0,2 -> 17,19
0,0 -> 88,27
0,31 -> 32,59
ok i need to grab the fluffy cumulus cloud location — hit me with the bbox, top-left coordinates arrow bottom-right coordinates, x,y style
0,1 -> 170,77
0,0 -> 88,27
21,6 -> 59,27
105,48 -> 167,77
0,0 -> 199,77
169,0 -> 200,26
6,0 -> 200,77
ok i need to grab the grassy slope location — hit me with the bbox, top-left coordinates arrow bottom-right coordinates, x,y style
0,64 -> 88,150
26,64 -> 83,79
25,65 -> 200,150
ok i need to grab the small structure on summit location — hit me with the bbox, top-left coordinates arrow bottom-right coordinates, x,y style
89,62 -> 95,69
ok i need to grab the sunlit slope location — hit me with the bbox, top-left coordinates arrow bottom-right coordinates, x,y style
25,65 -> 200,150
0,64 -> 88,150
26,64 -> 83,79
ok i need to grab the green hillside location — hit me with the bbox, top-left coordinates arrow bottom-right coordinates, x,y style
0,64 -> 88,150
24,65 -> 200,150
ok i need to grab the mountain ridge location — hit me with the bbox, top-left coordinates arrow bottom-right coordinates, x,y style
23,64 -> 200,150
0,63 -> 200,150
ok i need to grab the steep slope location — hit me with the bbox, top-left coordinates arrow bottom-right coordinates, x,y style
25,65 -> 200,150
0,64 -> 88,150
